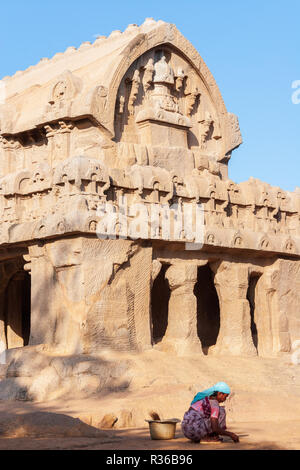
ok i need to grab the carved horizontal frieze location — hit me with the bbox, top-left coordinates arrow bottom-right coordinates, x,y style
0,157 -> 298,257
0,195 -> 298,258
0,154 -> 298,216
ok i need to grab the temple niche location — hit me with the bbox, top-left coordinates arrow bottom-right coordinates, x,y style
114,47 -> 224,176
0,19 -> 299,402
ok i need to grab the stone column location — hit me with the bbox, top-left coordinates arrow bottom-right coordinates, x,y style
212,261 -> 257,356
255,261 -> 293,356
0,258 -> 29,350
27,244 -> 59,346
28,239 -> 85,353
160,263 -> 203,356
0,263 -> 8,349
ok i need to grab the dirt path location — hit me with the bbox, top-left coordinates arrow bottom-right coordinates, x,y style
0,420 -> 299,450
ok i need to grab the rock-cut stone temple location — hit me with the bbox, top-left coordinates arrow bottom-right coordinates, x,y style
0,20 -> 299,400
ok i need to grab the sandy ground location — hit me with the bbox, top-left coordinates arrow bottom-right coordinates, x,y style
0,420 -> 299,450
0,352 -> 299,450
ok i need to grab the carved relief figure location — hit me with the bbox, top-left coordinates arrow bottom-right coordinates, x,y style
128,70 -> 141,115
199,111 -> 214,149
143,58 -> 154,94
50,80 -> 68,110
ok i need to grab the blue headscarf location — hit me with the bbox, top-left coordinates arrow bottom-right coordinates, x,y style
191,382 -> 231,405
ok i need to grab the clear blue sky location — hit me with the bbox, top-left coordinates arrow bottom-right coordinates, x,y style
1,0 -> 299,192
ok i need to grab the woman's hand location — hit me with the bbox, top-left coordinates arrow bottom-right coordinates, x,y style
211,418 -> 240,443
229,432 -> 239,443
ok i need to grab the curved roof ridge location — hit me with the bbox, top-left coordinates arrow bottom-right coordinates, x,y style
0,18 -> 164,83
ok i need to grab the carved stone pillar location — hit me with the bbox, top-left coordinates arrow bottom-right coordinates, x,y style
255,261 -> 292,356
0,137 -> 7,176
160,263 -> 203,355
27,244 -> 57,346
28,238 -> 86,353
0,136 -> 23,174
0,258 -> 30,350
45,121 -> 73,165
212,261 -> 257,356
0,263 -> 8,349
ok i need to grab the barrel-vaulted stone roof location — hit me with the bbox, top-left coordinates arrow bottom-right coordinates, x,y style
0,18 -> 239,156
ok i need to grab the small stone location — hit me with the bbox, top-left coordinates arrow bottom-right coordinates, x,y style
99,414 -> 118,429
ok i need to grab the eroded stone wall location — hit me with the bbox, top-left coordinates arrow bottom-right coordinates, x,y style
26,238 -> 152,354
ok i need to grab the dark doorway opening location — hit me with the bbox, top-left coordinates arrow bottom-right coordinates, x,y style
4,270 -> 31,349
194,264 -> 220,355
247,274 -> 260,351
151,264 -> 170,345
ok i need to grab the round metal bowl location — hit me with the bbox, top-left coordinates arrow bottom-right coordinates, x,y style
145,419 -> 181,440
